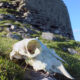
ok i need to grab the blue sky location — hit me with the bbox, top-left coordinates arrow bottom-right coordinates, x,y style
63,0 -> 80,41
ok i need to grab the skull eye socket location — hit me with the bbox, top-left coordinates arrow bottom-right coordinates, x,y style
27,40 -> 41,54
28,49 -> 34,54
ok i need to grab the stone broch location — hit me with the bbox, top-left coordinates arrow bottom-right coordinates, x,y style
18,0 -> 74,39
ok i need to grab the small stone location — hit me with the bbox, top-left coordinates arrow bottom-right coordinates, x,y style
0,14 -> 4,20
41,32 -> 56,40
54,30 -> 60,34
10,25 -> 17,30
68,48 -> 78,55
0,2 -> 3,7
7,14 -> 16,20
7,33 -> 21,40
6,28 -> 10,32
4,23 -> 12,26
23,27 -> 28,32
62,47 -> 67,52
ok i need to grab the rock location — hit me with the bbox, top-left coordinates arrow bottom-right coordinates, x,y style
0,14 -> 5,20
54,30 -> 60,34
0,14 -> 16,20
7,14 -> 16,20
10,25 -> 17,30
22,27 -> 28,32
0,2 -> 15,8
5,27 -> 10,32
18,0 -> 74,39
62,47 -> 67,52
4,23 -> 12,26
41,77 -> 56,80
20,33 -> 28,39
24,69 -> 57,80
68,48 -> 78,55
7,33 -> 22,40
41,32 -> 56,40
4,14 -> 16,20
0,2 -> 3,7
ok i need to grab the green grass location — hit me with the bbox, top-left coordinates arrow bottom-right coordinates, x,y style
0,0 -> 12,3
0,20 -> 31,28
0,34 -> 80,79
0,9 -> 19,15
0,36 -> 25,80
0,56 -> 24,80
0,36 -> 17,58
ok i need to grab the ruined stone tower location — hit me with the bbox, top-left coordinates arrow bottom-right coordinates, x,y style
20,0 -> 74,39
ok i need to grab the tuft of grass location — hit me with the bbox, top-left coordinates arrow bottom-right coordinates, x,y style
0,0 -> 12,2
0,36 -> 17,58
0,20 -> 31,28
0,56 -> 24,80
0,36 -> 25,80
0,9 -> 19,15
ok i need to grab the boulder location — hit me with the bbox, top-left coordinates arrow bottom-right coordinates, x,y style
41,32 -> 56,40
68,48 -> 78,55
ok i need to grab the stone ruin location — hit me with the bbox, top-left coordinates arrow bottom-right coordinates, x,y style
18,0 -> 74,40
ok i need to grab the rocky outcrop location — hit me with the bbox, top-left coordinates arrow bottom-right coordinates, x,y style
0,0 -> 74,40
18,0 -> 74,40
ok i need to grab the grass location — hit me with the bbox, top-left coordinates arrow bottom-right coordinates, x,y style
0,36 -> 17,58
0,9 -> 20,15
0,0 -> 12,3
0,20 -> 31,28
0,36 -> 25,80
0,33 -> 80,79
0,56 -> 24,80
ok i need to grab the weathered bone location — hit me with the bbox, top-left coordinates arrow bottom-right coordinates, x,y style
10,38 -> 74,79
10,38 -> 41,60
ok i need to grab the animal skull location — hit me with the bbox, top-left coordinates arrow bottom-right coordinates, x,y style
10,38 -> 74,79
10,38 -> 41,60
